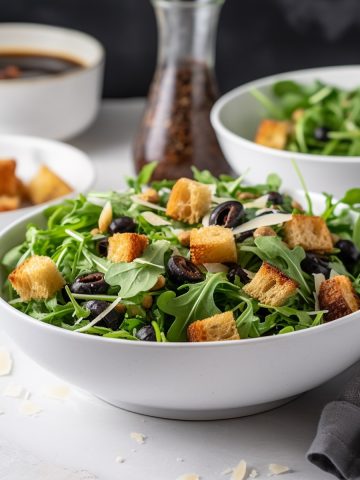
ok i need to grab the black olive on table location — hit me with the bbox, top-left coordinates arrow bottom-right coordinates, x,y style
109,216 -> 137,234
83,300 -> 123,330
314,126 -> 330,142
70,272 -> 109,295
335,239 -> 360,270
136,324 -> 156,341
227,264 -> 250,284
167,255 -> 204,286
301,253 -> 331,278
209,201 -> 245,228
267,191 -> 283,206
96,237 -> 109,257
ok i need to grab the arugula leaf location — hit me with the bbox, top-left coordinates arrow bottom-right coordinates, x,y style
235,297 -> 259,338
105,240 -> 170,298
341,188 -> 360,207
127,162 -> 158,193
266,173 -> 282,191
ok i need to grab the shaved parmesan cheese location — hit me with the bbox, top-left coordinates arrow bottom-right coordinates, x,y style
313,273 -> 326,311
43,385 -> 71,400
204,263 -> 229,273
268,464 -> 290,476
131,195 -> 166,211
98,201 -> 113,233
202,213 -> 210,227
3,384 -> 24,398
231,460 -> 247,480
330,269 -> 340,278
130,432 -> 146,444
232,213 -> 292,236
141,211 -> 171,226
19,400 -> 42,416
243,194 -> 269,209
249,469 -> 258,478
0,349 -> 12,376
176,475 -> 200,480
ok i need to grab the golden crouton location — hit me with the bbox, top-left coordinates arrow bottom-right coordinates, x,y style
243,262 -> 298,307
190,226 -> 237,264
166,178 -> 212,224
318,275 -> 360,322
139,188 -> 160,203
187,311 -> 240,342
283,215 -> 333,253
254,119 -> 290,150
9,255 -> 65,301
0,195 -> 20,212
28,165 -> 73,205
0,159 -> 18,196
107,233 -> 148,263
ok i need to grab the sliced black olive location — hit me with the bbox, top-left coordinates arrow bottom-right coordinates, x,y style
235,230 -> 254,243
70,272 -> 108,295
109,216 -> 137,234
314,126 -> 330,142
136,324 -> 156,341
301,253 -> 331,278
226,264 -> 250,284
335,239 -> 360,270
167,255 -> 204,286
96,237 -> 109,257
83,300 -> 122,330
267,191 -> 283,205
209,201 -> 245,228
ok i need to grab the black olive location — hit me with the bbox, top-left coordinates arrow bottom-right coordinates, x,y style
314,126 -> 330,142
227,264 -> 250,284
301,253 -> 331,278
96,238 -> 109,257
83,300 -> 122,330
209,201 -> 245,228
109,216 -> 137,234
335,239 -> 360,270
167,255 -> 204,286
70,272 -> 108,295
136,324 -> 156,341
235,230 -> 254,243
267,191 -> 283,205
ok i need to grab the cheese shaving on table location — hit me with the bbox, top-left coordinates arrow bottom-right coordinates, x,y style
232,213 -> 292,235
268,464 -> 290,475
176,475 -> 200,480
19,399 -> 42,416
130,432 -> 146,444
43,384 -> 71,400
0,349 -> 12,376
3,384 -> 24,398
231,460 -> 247,480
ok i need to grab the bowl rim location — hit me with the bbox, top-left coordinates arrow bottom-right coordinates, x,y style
211,64 -> 360,164
0,191 -> 358,349
0,22 -> 105,83
0,133 -> 96,217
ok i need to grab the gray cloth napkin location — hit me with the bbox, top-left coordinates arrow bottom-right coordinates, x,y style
307,365 -> 360,480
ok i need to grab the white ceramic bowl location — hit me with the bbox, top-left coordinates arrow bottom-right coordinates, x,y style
0,134 -> 95,229
211,65 -> 360,198
0,191 -> 359,420
0,23 -> 104,139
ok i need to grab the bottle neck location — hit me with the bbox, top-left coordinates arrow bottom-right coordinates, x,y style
153,0 -> 224,67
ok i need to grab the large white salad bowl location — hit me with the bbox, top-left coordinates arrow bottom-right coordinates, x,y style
0,191 -> 359,420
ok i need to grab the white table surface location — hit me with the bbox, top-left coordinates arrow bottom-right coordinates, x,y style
0,99 -> 355,480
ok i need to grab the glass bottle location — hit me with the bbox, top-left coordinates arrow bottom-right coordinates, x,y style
133,0 -> 230,180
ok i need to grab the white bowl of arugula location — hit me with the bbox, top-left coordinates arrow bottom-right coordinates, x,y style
211,65 -> 360,198
1,164 -> 360,420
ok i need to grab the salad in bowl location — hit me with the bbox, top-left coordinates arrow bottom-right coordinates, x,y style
2,163 -> 360,344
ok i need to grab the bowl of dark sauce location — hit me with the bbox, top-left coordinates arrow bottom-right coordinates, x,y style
0,24 -> 104,139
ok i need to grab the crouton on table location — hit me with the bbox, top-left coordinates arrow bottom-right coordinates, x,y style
0,159 -> 18,196
166,178 -> 212,224
190,225 -> 237,264
319,275 -> 360,322
254,119 -> 290,150
188,311 -> 240,342
107,233 -> 148,263
0,195 -> 20,212
243,262 -> 298,307
9,255 -> 65,301
283,215 -> 333,253
28,165 -> 73,205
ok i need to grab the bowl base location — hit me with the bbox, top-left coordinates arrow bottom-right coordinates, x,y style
96,395 -> 298,421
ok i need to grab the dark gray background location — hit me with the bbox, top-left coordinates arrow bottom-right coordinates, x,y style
3,0 -> 360,97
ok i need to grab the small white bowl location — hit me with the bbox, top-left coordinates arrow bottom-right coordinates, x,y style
211,65 -> 360,198
0,23 -> 104,139
0,191 -> 359,420
0,134 -> 95,229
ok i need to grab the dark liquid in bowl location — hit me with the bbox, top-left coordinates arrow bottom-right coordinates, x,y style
0,52 -> 85,79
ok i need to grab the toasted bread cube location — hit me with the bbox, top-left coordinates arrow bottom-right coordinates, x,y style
16,178 -> 29,201
0,159 -> 18,196
255,119 -> 290,150
0,195 -> 20,212
9,255 -> 65,301
188,311 -> 240,342
283,215 -> 333,253
243,262 -> 298,306
166,178 -> 212,224
28,165 -> 73,205
190,226 -> 237,264
108,233 -> 148,263
319,275 -> 360,322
